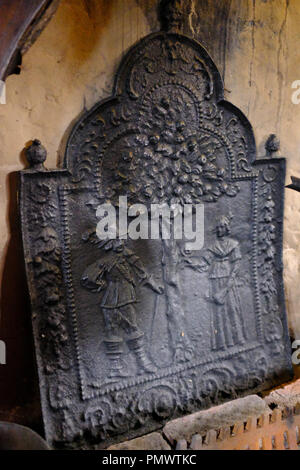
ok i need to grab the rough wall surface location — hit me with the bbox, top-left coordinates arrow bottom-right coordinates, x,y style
0,0 -> 299,429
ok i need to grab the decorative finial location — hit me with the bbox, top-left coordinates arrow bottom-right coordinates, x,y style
265,134 -> 280,157
25,139 -> 47,170
159,0 -> 194,33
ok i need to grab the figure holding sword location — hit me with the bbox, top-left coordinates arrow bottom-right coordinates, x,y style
81,232 -> 164,380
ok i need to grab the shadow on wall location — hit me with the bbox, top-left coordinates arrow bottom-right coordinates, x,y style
0,166 -> 42,434
57,0 -> 114,64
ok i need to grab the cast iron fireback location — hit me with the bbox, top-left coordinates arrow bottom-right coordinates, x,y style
19,0 -> 293,449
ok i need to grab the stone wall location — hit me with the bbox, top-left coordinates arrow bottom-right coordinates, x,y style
0,0 -> 299,429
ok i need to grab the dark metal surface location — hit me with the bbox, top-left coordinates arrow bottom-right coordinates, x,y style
287,176 -> 300,193
19,0 -> 293,449
0,422 -> 50,450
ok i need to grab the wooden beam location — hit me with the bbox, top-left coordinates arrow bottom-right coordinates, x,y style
0,0 -> 59,81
